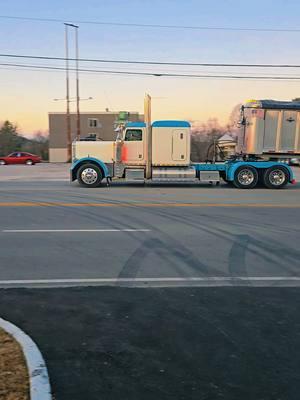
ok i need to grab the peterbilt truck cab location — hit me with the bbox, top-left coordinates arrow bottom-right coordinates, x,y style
71,120 -> 196,186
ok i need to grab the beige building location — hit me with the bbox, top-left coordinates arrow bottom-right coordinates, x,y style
49,111 -> 143,162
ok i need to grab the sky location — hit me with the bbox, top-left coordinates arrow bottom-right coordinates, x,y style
1,0 -> 300,134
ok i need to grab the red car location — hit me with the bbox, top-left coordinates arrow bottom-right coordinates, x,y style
0,152 -> 41,165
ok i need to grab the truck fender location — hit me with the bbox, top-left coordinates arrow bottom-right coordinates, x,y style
71,157 -> 110,181
226,161 -> 294,182
226,162 -> 252,181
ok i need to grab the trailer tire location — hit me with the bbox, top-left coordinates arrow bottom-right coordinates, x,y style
263,166 -> 289,189
77,163 -> 103,187
233,166 -> 258,189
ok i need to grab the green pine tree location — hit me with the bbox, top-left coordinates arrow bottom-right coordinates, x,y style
0,121 -> 24,156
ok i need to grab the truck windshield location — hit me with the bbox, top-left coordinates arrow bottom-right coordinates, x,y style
125,129 -> 143,141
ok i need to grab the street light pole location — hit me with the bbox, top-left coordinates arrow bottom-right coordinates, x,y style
64,23 -> 72,162
74,25 -> 81,141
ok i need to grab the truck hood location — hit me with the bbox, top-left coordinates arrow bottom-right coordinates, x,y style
73,141 -> 115,163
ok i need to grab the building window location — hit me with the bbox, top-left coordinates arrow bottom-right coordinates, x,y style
88,118 -> 101,128
87,133 -> 97,140
124,129 -> 143,141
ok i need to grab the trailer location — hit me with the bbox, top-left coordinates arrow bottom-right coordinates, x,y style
71,96 -> 295,189
241,99 -> 300,164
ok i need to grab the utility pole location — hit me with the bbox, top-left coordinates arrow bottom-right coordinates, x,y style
64,23 -> 72,162
74,25 -> 81,141
64,23 -> 80,160
144,93 -> 152,179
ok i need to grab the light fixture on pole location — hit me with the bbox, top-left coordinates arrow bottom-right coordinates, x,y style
54,97 -> 93,102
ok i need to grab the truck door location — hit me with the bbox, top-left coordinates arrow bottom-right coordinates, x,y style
122,128 -> 144,163
172,130 -> 187,161
279,111 -> 297,152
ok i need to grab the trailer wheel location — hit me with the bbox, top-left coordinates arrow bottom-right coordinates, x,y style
233,166 -> 258,189
77,163 -> 103,187
263,166 -> 289,189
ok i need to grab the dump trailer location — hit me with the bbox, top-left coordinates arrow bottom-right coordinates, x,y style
71,97 -> 295,189
241,99 -> 300,163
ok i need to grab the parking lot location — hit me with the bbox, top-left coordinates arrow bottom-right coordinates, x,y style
0,163 -> 300,399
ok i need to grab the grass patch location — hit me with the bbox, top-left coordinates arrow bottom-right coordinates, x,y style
0,327 -> 29,400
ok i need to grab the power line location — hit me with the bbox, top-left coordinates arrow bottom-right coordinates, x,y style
0,14 -> 299,33
1,62 -> 300,80
1,53 -> 300,68
2,65 -> 300,77
2,65 -> 300,78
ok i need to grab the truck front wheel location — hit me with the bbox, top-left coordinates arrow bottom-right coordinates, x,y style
233,166 -> 258,189
77,163 -> 103,187
263,166 -> 289,189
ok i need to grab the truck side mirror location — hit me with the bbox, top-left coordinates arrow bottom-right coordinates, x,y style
237,117 -> 246,127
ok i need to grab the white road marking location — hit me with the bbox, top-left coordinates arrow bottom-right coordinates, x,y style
0,277 -> 300,287
2,229 -> 151,233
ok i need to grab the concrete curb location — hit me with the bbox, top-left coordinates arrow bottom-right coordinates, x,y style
0,317 -> 51,400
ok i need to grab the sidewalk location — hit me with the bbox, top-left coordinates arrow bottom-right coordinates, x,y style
0,163 -> 70,182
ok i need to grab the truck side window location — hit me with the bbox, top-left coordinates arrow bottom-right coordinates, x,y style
125,129 -> 143,141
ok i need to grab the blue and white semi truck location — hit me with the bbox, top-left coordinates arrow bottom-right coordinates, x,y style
71,96 -> 296,189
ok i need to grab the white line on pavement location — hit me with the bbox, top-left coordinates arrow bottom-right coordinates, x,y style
2,229 -> 151,233
0,276 -> 300,287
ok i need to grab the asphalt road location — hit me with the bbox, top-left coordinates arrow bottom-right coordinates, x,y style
0,165 -> 299,399
1,287 -> 300,400
0,169 -> 299,287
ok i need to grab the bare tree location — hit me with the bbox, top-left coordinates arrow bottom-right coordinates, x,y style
21,131 -> 49,160
191,118 -> 226,162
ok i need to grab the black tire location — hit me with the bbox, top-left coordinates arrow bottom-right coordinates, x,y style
25,159 -> 34,165
263,166 -> 289,189
233,165 -> 258,189
77,163 -> 103,188
0,159 -> 6,165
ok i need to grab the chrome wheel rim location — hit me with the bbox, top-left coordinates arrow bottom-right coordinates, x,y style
0,160 -> 5,165
237,169 -> 254,185
81,168 -> 98,185
26,160 -> 33,165
269,169 -> 285,186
